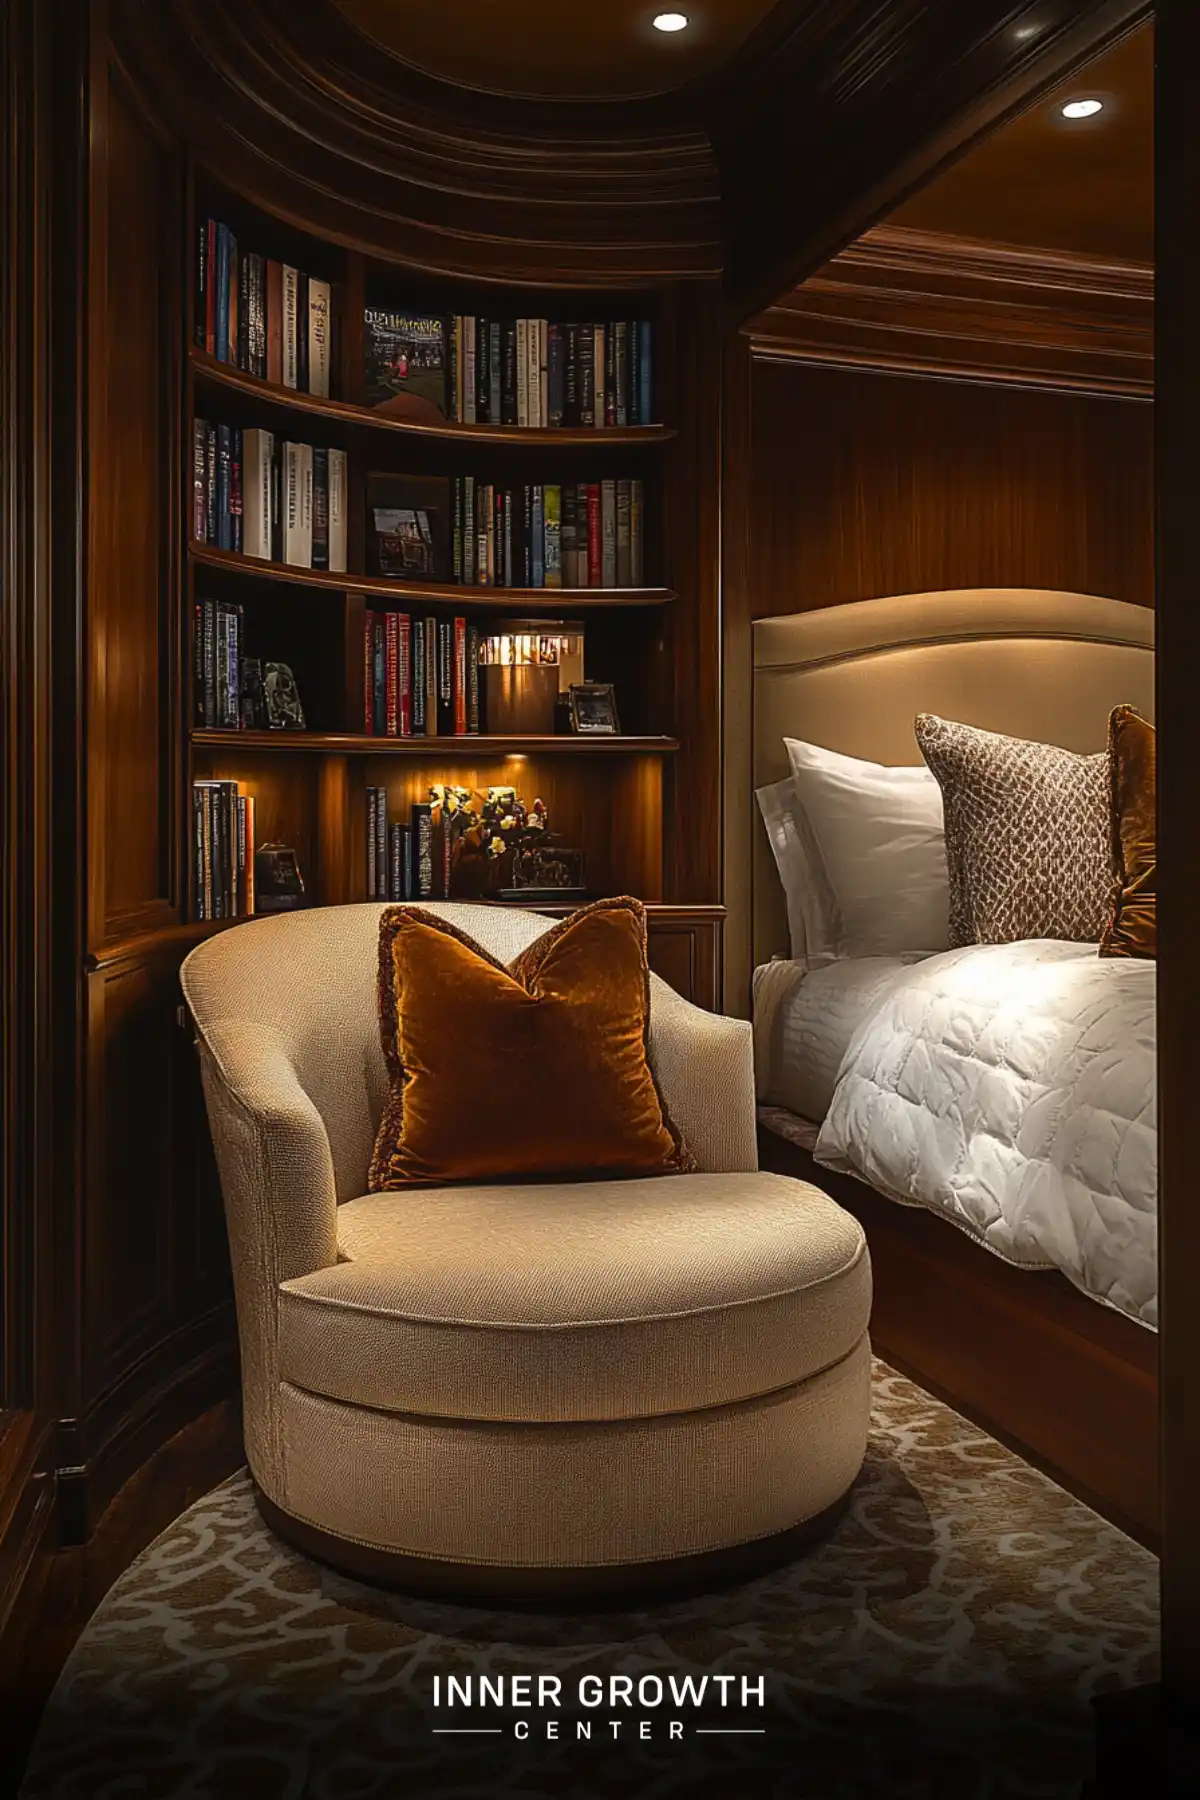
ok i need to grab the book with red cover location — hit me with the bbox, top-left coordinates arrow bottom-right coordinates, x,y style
453,618 -> 467,735
586,483 -> 602,587
385,612 -> 400,738
397,614 -> 412,737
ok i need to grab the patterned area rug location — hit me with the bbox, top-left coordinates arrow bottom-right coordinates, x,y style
21,1363 -> 1158,1800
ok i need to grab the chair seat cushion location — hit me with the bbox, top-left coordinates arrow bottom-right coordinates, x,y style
277,1173 -> 870,1423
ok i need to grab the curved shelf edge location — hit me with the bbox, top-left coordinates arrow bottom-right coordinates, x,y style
189,543 -> 674,608
190,352 -> 676,447
191,730 -> 680,756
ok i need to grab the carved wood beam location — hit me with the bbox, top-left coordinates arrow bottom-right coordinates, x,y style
706,0 -> 1153,320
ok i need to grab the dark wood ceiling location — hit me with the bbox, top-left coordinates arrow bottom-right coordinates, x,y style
332,0 -> 781,99
889,24 -> 1152,263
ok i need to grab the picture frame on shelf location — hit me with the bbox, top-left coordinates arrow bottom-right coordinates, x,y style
568,682 -> 620,735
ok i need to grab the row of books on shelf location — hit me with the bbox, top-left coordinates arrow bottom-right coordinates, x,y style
366,790 -> 439,902
193,422 -> 348,570
193,780 -> 256,920
366,312 -> 654,428
364,614 -> 480,738
444,477 -> 645,589
193,599 -> 307,731
194,218 -> 332,395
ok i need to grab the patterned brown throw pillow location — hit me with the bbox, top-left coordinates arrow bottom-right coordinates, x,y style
1099,705 -> 1156,959
914,714 -> 1113,947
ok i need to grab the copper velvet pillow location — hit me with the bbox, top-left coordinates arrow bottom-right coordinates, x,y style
1100,705 -> 1156,959
369,896 -> 695,1189
914,713 -> 1113,947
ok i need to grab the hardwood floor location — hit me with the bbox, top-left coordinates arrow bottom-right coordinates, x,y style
0,1401 -> 244,1785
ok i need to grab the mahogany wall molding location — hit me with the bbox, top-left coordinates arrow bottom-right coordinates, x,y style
751,225 -> 1154,396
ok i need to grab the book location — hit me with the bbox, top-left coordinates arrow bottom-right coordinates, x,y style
538,319 -> 549,428
466,624 -> 480,734
547,324 -> 564,427
638,318 -> 653,424
282,442 -> 313,567
388,821 -> 404,902
601,478 -> 617,586
296,271 -> 310,391
364,310 -> 446,420
593,325 -> 605,427
194,219 -> 208,349
454,618 -> 467,735
614,321 -> 628,427
266,260 -> 283,383
214,226 -> 231,364
563,323 -> 578,426
437,619 -> 454,735
586,483 -> 602,586
462,314 -> 476,423
215,423 -> 233,550
531,485 -> 545,588
366,787 -> 378,897
474,317 -> 489,421
630,478 -> 644,586
501,320 -> 518,425
424,617 -> 437,738
192,421 -> 208,542
282,266 -> 299,388
308,278 -> 331,398
397,613 -> 412,736
463,475 -> 476,585
203,220 -> 217,356
543,485 -> 561,588
237,251 -> 250,370
448,316 -> 461,423
561,482 -> 578,588
577,327 -> 595,428
242,429 -> 274,561
488,321 -> 502,427
229,426 -> 243,553
328,448 -> 348,573
412,617 -> 427,734
385,612 -> 400,737
226,235 -> 239,367
516,319 -> 529,428
603,323 -> 616,426
412,801 -> 434,898
363,616 -> 375,734
616,479 -> 632,587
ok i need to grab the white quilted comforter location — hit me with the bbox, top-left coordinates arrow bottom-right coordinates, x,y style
813,940 -> 1157,1327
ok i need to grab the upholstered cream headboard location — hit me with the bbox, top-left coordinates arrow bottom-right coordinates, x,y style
752,589 -> 1155,969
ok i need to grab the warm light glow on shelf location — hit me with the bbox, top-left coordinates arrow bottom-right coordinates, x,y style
653,12 -> 689,32
1061,98 -> 1103,119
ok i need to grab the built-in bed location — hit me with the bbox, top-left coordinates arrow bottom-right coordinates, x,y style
751,589 -> 1158,1543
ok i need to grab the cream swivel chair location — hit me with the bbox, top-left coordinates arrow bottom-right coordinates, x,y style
181,903 -> 871,1600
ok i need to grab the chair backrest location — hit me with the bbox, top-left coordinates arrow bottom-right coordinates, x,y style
181,902 -> 554,1202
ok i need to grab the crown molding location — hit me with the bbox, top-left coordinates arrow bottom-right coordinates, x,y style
749,225 -> 1153,396
710,0 -> 1153,320
109,0 -> 722,282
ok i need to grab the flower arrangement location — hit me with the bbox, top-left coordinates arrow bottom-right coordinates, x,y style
431,784 -> 549,896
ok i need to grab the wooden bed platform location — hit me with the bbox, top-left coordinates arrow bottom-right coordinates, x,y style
759,1124 -> 1159,1549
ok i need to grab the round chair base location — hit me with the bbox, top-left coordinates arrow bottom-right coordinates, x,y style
254,1482 -> 854,1610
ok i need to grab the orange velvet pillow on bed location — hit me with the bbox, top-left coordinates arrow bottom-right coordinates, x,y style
368,897 -> 695,1189
1100,705 -> 1156,960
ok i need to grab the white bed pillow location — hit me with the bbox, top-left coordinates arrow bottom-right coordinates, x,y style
783,738 -> 950,961
754,777 -> 833,962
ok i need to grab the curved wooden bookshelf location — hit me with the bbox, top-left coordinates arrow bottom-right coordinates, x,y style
192,729 -> 680,756
191,351 -> 676,447
189,542 -> 675,608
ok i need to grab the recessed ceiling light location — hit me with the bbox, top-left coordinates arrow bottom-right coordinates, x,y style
653,12 -> 689,31
1061,97 -> 1103,119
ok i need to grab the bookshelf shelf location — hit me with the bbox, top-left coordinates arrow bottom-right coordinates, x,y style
192,730 -> 680,756
191,351 -> 676,447
189,542 -> 675,608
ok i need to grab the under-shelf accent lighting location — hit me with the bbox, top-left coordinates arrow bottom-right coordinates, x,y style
653,12 -> 689,31
1061,98 -> 1103,119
